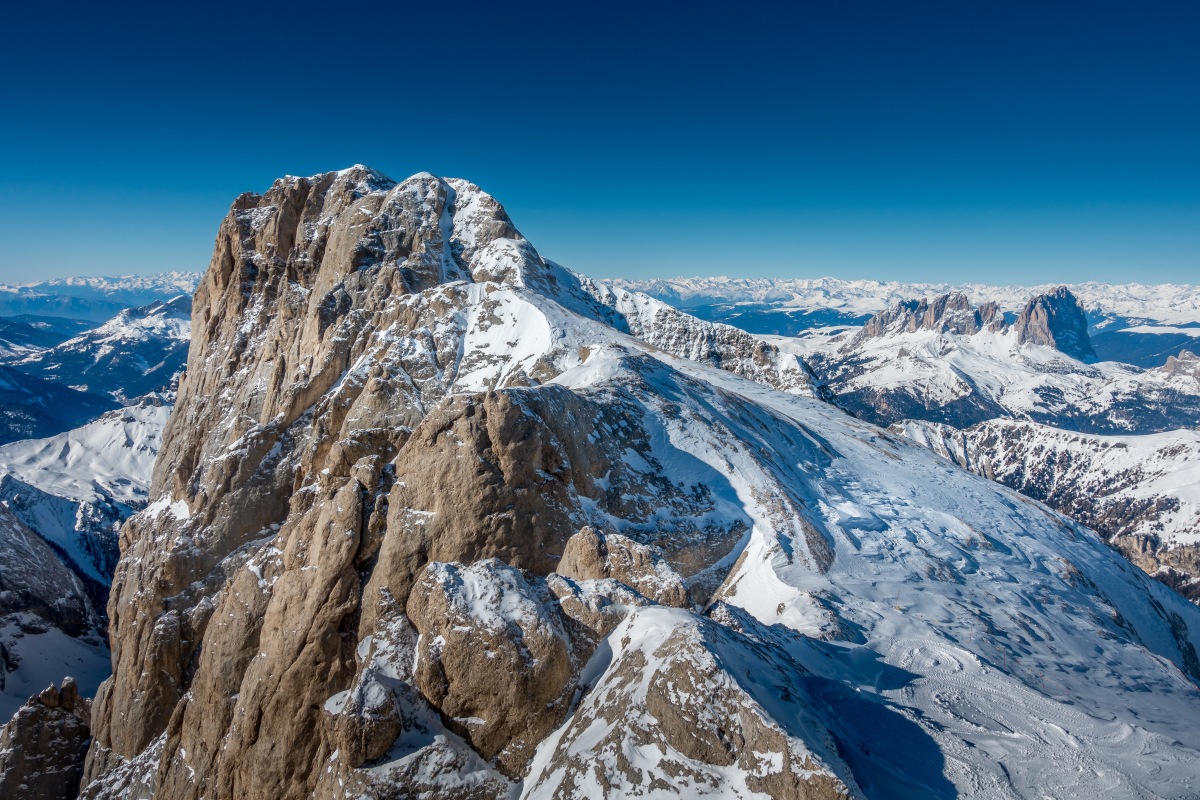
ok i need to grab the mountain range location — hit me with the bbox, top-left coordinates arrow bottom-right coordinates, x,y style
0,274 -> 200,323
626,279 -> 1200,602
615,276 -> 1200,368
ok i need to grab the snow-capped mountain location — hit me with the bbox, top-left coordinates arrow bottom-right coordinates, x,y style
617,276 -> 1200,368
5,296 -> 191,403
0,401 -> 169,586
0,315 -> 90,359
41,168 -> 1200,800
0,273 -> 201,323
896,418 -> 1200,602
794,288 -> 1200,434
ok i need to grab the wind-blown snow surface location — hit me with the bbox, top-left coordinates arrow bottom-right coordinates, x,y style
0,402 -> 168,583
541,345 -> 1200,798
896,421 -> 1200,550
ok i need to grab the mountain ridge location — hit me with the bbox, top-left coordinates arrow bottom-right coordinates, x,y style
53,167 -> 1200,800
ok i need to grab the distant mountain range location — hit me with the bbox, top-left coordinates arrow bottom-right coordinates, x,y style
0,272 -> 200,323
615,276 -> 1200,368
6,295 -> 191,403
625,277 -> 1200,601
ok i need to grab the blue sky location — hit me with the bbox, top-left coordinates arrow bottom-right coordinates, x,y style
1,1 -> 1196,285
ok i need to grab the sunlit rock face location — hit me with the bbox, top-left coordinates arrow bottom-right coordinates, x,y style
75,168 -> 1200,800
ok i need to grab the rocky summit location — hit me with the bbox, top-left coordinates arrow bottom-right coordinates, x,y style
7,167 -> 1197,799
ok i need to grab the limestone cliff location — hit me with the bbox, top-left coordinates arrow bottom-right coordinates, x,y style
80,168 -> 848,799
76,168 -> 1200,800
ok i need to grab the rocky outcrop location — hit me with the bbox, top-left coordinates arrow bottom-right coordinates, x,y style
520,606 -> 854,799
580,281 -> 829,399
1013,286 -> 1096,361
853,292 -> 1001,343
556,526 -> 689,607
0,678 -> 92,800
407,559 -> 581,775
1158,349 -> 1200,382
854,287 -> 1097,363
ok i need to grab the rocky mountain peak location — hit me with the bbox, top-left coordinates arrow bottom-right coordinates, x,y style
1013,285 -> 1097,361
853,290 -> 1002,343
69,168 -> 1200,800
1159,349 -> 1199,380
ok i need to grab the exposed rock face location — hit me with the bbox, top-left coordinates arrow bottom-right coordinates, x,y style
853,291 -> 1001,342
1013,286 -> 1096,362
80,168 -> 839,799
0,678 -> 92,800
1159,349 -> 1200,382
407,559 -> 580,775
556,526 -> 689,607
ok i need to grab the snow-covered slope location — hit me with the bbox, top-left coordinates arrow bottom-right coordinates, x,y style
7,296 -> 191,402
0,503 -> 109,722
0,401 -> 169,584
75,168 -> 1200,800
896,418 -> 1200,601
0,272 -> 201,323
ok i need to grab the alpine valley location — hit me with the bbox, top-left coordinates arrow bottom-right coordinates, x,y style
1,168 -> 1199,800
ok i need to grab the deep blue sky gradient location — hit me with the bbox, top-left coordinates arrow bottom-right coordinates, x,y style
1,1 -> 1197,284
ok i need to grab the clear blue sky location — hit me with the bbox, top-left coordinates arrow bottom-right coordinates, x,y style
1,1 -> 1197,285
